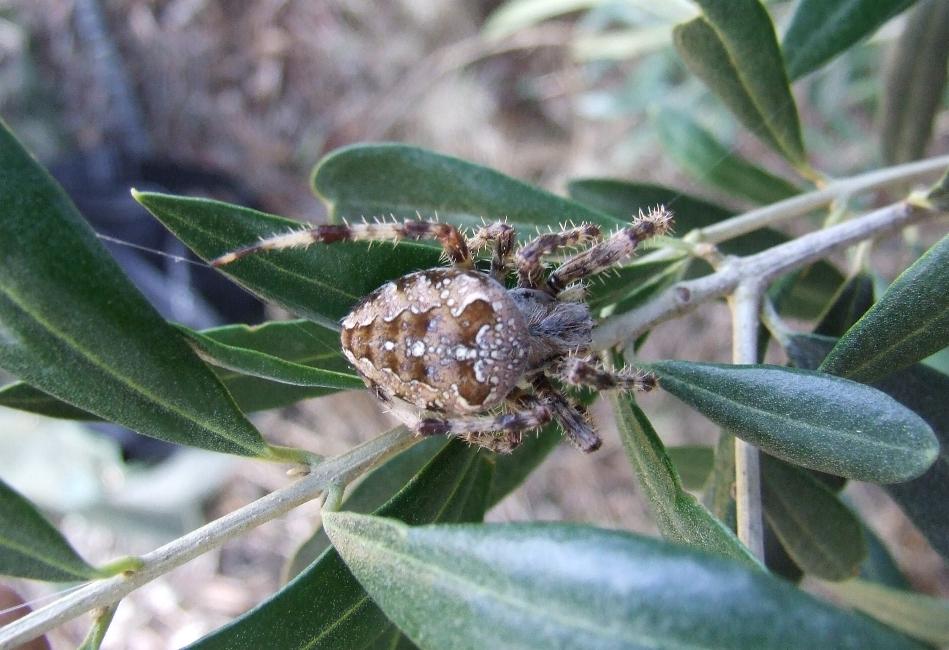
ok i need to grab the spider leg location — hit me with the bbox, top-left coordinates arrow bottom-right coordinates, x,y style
416,397 -> 553,454
467,222 -> 516,283
557,356 -> 658,393
546,206 -> 673,295
211,219 -> 472,267
514,224 -> 601,289
531,375 -> 601,452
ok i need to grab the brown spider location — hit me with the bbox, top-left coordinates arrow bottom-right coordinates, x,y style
212,208 -> 673,453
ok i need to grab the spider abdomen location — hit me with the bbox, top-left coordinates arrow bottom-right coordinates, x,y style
340,268 -> 529,414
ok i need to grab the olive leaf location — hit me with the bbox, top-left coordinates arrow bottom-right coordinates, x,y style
760,455 -> 866,581
312,143 -> 624,238
673,1 -> 807,167
612,395 -> 758,566
820,234 -> 949,383
0,477 -> 100,581
0,121 -> 269,458
647,361 -> 938,483
655,110 -> 801,204
324,515 -> 925,649
881,0 -> 949,163
783,0 -> 919,81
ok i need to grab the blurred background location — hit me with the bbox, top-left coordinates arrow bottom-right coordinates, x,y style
0,0 -> 945,647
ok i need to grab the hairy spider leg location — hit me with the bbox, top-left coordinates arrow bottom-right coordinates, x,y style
557,357 -> 658,393
416,396 -> 553,454
210,220 -> 472,267
531,375 -> 601,453
514,224 -> 602,289
467,222 -> 516,282
546,206 -> 673,294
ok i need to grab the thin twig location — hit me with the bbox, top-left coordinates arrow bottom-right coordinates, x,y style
697,154 -> 949,244
729,281 -> 765,559
593,200 -> 936,349
0,427 -> 418,649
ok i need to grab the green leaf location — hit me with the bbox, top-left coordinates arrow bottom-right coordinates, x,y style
312,144 -> 624,238
647,360 -> 938,483
196,319 -> 358,411
283,436 -> 448,581
585,259 -> 683,311
860,521 -> 909,589
135,191 -> 440,328
0,382 -> 99,420
666,445 -> 714,491
821,579 -> 949,646
0,122 -> 268,457
767,262 -> 846,321
702,431 -> 736,526
190,441 -> 493,649
881,0 -> 949,163
486,425 -> 561,508
786,334 -> 949,560
874,364 -> 949,560
820,234 -> 949,383
0,319 -> 359,419
0,477 -> 99,581
655,110 -> 801,204
176,324 -> 363,390
673,2 -> 807,166
783,0 -> 918,81
613,395 -> 758,565
760,454 -> 866,580
815,273 -> 876,338
324,515 -> 925,649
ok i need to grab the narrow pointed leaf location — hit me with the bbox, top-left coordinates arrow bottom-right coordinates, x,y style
312,144 -> 623,238
283,436 -> 448,581
860,522 -> 909,589
666,445 -> 714,491
786,334 -> 949,560
196,319 -> 358,411
760,455 -> 866,580
324,515 -> 925,649
881,0 -> 949,163
135,191 -> 441,328
647,360 -> 938,483
0,123 -> 267,457
613,395 -> 757,564
0,319 -> 359,419
0,382 -> 99,420
820,234 -> 949,383
874,364 -> 949,560
702,432 -> 736,526
783,0 -> 918,81
0,477 -> 99,581
822,579 -> 949,646
655,110 -> 801,204
487,425 -> 561,507
190,442 -> 493,649
673,2 -> 806,165
176,324 -> 363,390
815,273 -> 876,337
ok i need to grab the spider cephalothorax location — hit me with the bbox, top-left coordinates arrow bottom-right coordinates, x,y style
212,209 -> 672,453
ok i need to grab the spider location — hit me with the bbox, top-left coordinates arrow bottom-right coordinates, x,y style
211,208 -> 673,453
